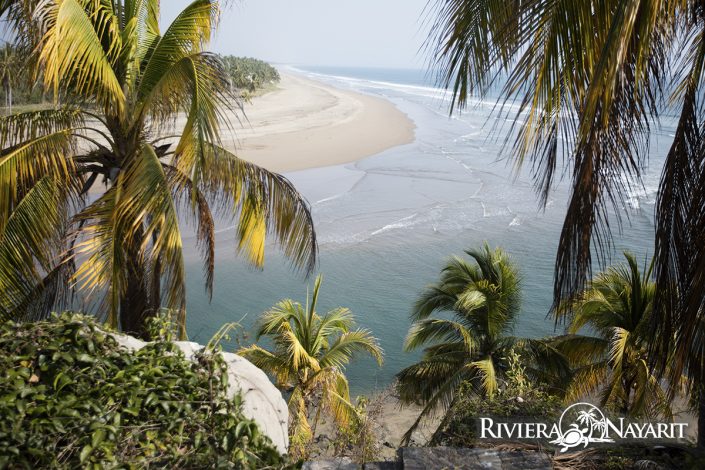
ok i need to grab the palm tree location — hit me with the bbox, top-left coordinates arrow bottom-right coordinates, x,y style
0,1 -> 316,337
554,253 -> 676,418
427,0 -> 705,446
0,44 -> 19,112
396,244 -> 568,444
238,275 -> 383,459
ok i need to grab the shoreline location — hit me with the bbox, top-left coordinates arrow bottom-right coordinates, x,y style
222,72 -> 416,173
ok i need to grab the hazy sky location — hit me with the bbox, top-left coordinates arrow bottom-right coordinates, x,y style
161,0 -> 433,69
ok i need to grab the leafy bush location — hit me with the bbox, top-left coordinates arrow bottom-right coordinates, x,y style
0,313 -> 295,469
431,350 -> 563,447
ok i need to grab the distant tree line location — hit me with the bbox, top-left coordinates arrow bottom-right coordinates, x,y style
0,46 -> 281,110
219,56 -> 281,95
0,44 -> 47,110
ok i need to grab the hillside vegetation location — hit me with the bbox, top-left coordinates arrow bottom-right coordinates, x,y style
0,314 -> 293,469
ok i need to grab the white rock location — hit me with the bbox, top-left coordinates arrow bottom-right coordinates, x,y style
111,333 -> 289,453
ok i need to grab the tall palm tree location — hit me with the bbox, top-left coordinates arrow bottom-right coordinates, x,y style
396,244 -> 568,444
238,275 -> 383,459
554,253 -> 676,418
0,44 -> 19,112
0,1 -> 316,337
427,0 -> 705,446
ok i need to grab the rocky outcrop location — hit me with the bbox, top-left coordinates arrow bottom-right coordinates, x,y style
112,335 -> 289,453
304,448 -> 553,470
400,447 -> 552,469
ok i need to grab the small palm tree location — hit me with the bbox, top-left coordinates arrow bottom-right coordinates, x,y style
397,244 -> 569,444
239,275 -> 383,459
554,253 -> 676,418
0,1 -> 316,337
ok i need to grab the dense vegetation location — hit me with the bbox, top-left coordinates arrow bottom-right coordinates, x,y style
220,56 -> 281,97
554,253 -> 676,418
0,313 -> 292,468
0,0 -> 315,339
431,350 -> 563,447
428,0 -> 705,447
0,0 -> 704,463
396,245 -> 569,444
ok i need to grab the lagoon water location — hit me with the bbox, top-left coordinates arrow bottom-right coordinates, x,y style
184,66 -> 673,396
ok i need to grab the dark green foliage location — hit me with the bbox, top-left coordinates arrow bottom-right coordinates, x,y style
0,313 -> 295,469
219,56 -> 280,94
431,350 -> 563,447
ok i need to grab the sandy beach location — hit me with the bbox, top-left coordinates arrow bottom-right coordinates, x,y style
222,73 -> 416,172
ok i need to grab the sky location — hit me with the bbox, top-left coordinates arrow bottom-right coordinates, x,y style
161,0 -> 433,69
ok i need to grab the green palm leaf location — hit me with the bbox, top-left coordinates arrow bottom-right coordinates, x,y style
559,252 -> 676,417
398,244 -> 567,443
238,276 -> 381,459
0,177 -> 72,321
196,146 -> 317,273
136,0 -> 218,100
0,0 -> 317,337
39,0 -> 125,111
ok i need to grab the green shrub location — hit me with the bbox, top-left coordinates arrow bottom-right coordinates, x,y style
432,350 -> 563,447
0,313 -> 295,469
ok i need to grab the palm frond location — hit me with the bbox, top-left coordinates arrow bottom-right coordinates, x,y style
144,51 -> 233,136
0,176 -> 72,321
321,372 -> 357,426
0,129 -> 76,233
397,355 -> 465,405
469,356 -> 498,397
256,300 -> 307,338
237,344 -> 292,387
565,363 -> 609,403
403,318 -> 476,354
38,0 -> 125,111
71,187 -> 123,327
428,0 -> 672,308
165,164 -> 215,298
550,334 -> 609,367
400,363 -> 470,446
320,330 -> 384,369
195,146 -> 317,274
653,18 -> 705,395
120,0 -> 161,91
136,0 -> 219,100
0,108 -> 84,147
514,337 -> 572,386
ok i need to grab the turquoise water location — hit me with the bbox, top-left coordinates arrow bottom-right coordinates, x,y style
184,66 -> 671,397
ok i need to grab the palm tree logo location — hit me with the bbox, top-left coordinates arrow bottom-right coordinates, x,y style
550,403 -> 614,452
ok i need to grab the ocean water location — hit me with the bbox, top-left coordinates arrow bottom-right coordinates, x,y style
184,65 -> 673,397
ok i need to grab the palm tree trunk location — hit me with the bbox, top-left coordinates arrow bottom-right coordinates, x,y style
119,228 -> 153,339
622,375 -> 632,415
120,258 -> 150,339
